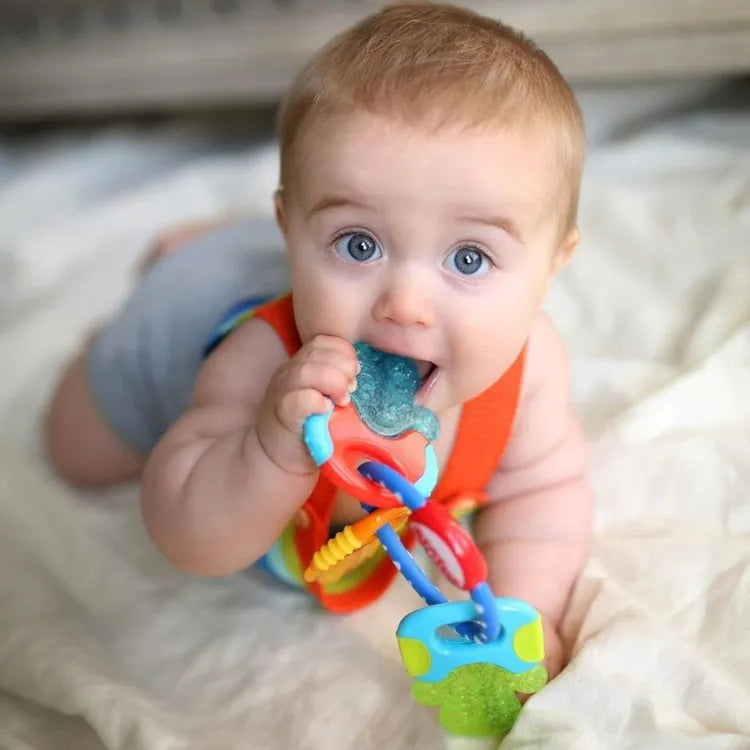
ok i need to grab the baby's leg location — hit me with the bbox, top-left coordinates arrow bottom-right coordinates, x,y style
45,217 -> 288,488
46,351 -> 145,486
138,215 -> 236,274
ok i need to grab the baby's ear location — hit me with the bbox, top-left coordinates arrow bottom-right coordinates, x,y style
552,228 -> 579,276
274,188 -> 287,236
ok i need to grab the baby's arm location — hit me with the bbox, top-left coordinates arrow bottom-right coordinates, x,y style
474,313 -> 594,677
140,320 -> 358,576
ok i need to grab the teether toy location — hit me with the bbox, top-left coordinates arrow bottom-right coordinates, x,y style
359,460 -> 500,643
303,506 -> 409,584
304,342 -> 439,507
302,341 -> 548,737
398,598 -> 546,736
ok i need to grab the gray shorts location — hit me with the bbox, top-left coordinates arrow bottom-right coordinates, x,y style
86,217 -> 289,455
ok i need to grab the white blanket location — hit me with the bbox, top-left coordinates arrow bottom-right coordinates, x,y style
1,82 -> 749,749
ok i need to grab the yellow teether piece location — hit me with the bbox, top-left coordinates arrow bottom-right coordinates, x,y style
397,637 -> 432,677
304,506 -> 409,583
513,619 -> 545,663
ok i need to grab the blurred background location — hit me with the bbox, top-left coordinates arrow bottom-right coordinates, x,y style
1,0 -> 750,120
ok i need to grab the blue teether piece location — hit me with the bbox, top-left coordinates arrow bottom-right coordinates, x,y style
302,411 -> 439,497
397,598 -> 544,683
415,445 -> 439,497
303,409 -> 334,466
360,461 -> 501,643
360,460 -> 428,512
352,342 -> 439,442
371,522 -> 484,641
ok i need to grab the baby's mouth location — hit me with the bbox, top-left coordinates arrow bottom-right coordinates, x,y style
414,359 -> 435,383
356,341 -> 439,402
352,342 -> 441,441
414,359 -> 439,402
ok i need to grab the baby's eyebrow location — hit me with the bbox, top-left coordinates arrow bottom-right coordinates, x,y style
458,214 -> 523,243
306,195 -> 374,218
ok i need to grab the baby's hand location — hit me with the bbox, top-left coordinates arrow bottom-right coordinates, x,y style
255,335 -> 358,475
541,619 -> 564,680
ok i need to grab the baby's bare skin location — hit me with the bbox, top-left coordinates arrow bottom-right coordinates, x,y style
44,3 -> 592,685
46,110 -> 592,679
136,111 -> 594,679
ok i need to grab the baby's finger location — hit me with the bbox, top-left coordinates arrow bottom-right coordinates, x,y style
305,335 -> 358,366
298,346 -> 359,381
285,361 -> 353,406
275,388 -> 332,432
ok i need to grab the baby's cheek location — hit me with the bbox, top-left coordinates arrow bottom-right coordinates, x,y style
455,347 -> 520,400
296,279 -> 366,343
293,292 -> 346,343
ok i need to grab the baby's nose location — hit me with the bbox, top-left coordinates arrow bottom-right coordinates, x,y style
373,274 -> 434,328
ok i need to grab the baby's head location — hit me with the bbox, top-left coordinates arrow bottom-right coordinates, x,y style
274,2 -> 585,413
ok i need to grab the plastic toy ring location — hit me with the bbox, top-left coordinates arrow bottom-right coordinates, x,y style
359,461 -> 502,643
304,403 -> 438,508
303,506 -> 410,584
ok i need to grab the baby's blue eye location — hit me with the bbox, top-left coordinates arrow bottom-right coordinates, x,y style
333,232 -> 382,263
445,246 -> 489,277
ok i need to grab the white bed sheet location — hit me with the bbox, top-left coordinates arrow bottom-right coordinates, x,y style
0,81 -> 748,749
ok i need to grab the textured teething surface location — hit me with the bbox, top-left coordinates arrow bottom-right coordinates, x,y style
352,343 -> 439,442
412,663 -> 547,737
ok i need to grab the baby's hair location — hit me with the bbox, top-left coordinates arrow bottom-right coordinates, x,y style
277,1 -> 585,236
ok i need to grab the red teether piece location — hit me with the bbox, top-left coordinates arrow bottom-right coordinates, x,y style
321,403 -> 430,509
409,502 -> 487,590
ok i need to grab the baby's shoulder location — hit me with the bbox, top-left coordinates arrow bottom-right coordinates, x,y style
520,311 -> 571,403
193,317 -> 288,409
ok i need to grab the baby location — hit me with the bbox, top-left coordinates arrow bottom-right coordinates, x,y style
45,3 -> 593,679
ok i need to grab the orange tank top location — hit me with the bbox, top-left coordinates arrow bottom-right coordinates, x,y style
252,294 -> 526,613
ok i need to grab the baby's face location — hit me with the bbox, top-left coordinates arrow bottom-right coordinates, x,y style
279,109 -> 571,413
